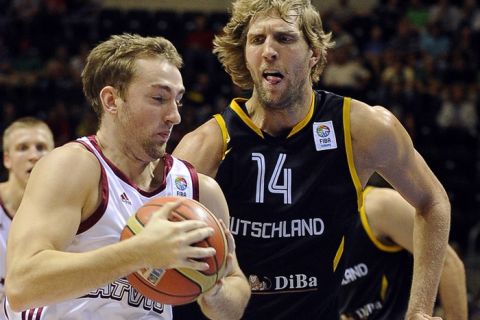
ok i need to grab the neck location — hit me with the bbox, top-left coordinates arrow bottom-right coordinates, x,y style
95,131 -> 165,191
246,89 -> 313,137
0,179 -> 25,218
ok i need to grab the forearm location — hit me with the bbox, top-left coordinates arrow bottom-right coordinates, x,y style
438,247 -> 468,320
6,240 -> 143,311
198,274 -> 251,320
407,202 -> 450,318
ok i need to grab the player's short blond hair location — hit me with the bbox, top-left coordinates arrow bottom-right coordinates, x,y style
2,117 -> 54,152
81,33 -> 183,119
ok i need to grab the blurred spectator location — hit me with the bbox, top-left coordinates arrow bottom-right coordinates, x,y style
406,0 -> 430,30
429,0 -> 461,34
321,45 -> 370,97
437,82 -> 478,138
182,14 -> 216,85
419,22 -> 451,59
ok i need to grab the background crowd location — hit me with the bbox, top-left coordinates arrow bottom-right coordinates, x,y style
0,0 -> 479,316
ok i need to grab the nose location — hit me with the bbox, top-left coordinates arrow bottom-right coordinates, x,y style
165,101 -> 181,126
28,147 -> 45,162
262,37 -> 278,61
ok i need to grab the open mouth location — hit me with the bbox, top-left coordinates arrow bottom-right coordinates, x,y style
263,71 -> 284,85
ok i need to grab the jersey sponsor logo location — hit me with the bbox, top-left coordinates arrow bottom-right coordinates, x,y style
84,278 -> 166,314
120,192 -> 132,205
249,273 -> 318,292
341,263 -> 369,285
230,216 -> 325,238
313,121 -> 337,151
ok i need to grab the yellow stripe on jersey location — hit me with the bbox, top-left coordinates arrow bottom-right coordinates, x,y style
333,236 -> 345,272
230,98 -> 264,138
361,187 -> 403,252
380,274 -> 388,301
287,92 -> 315,138
213,114 -> 230,160
343,97 -> 364,211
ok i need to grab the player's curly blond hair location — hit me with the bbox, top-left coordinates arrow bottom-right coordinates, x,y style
81,34 -> 183,119
213,0 -> 334,90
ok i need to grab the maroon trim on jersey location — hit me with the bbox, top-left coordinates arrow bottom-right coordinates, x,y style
179,159 -> 199,201
0,196 -> 13,221
21,306 -> 43,320
74,139 -> 109,234
86,136 -> 172,197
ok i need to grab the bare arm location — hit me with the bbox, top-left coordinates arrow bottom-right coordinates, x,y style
196,174 -> 250,320
367,188 -> 467,320
351,100 -> 451,319
173,118 -> 224,178
6,144 -> 215,311
437,247 -> 467,320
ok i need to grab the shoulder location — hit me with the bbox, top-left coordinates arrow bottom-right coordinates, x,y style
350,99 -> 414,170
173,118 -> 224,177
31,142 -> 101,188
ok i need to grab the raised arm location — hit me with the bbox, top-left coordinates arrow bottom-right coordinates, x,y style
196,174 -> 250,320
367,188 -> 467,319
351,100 -> 451,319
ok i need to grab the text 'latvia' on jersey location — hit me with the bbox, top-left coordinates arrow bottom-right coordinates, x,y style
215,91 -> 362,319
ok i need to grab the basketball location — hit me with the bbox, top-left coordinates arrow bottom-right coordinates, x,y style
120,196 -> 228,305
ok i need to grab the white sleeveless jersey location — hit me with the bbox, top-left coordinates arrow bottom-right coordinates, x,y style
0,198 -> 12,316
5,136 -> 199,320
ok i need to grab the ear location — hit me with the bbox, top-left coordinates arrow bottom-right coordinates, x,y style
309,48 -> 320,68
3,152 -> 11,170
99,86 -> 121,115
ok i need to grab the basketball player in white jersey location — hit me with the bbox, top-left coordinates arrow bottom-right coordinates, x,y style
0,117 -> 54,306
4,34 -> 250,320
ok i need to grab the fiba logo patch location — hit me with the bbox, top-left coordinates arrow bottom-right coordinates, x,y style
175,176 -> 188,196
316,124 -> 330,138
313,121 -> 337,151
174,177 -> 187,190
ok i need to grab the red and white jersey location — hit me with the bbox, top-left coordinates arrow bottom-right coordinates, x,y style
5,136 -> 199,320
0,198 -> 12,303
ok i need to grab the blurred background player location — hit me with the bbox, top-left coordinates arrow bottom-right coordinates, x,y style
0,117 -> 54,303
340,187 -> 467,320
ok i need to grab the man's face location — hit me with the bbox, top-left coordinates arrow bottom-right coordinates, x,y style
116,57 -> 184,161
245,11 -> 316,109
3,126 -> 54,187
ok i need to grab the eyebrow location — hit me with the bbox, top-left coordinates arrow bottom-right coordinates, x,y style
150,84 -> 185,96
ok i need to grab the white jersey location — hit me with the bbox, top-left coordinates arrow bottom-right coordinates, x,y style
5,136 -> 200,320
0,198 -> 12,319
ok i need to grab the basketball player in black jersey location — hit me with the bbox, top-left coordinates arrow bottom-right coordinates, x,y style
339,187 -> 467,320
173,0 -> 451,319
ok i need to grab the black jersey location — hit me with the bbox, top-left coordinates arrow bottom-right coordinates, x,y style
339,187 -> 413,320
214,90 -> 362,319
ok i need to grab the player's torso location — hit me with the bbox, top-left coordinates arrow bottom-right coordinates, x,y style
216,91 -> 362,319
339,195 -> 413,320
5,136 -> 199,320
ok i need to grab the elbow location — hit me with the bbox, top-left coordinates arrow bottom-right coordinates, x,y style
5,277 -> 32,312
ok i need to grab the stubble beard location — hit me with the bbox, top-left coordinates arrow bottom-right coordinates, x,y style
142,139 -> 166,160
256,74 -> 308,112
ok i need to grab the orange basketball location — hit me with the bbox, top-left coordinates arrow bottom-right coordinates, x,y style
120,196 -> 228,305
